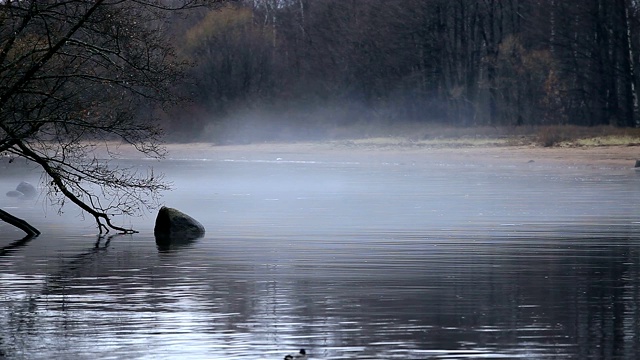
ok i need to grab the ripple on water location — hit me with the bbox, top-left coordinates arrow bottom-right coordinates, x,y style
1,159 -> 639,359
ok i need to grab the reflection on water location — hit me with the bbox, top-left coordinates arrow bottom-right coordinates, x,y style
1,155 -> 640,359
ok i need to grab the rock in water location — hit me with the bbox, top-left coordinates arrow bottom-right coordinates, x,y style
154,206 -> 205,244
6,190 -> 23,198
16,181 -> 37,199
5,181 -> 37,200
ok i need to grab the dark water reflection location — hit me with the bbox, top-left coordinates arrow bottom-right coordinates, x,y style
1,155 -> 640,359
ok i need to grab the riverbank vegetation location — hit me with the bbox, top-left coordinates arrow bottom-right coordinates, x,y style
289,125 -> 640,149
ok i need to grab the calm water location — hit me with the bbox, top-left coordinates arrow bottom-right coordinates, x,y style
1,152 -> 640,359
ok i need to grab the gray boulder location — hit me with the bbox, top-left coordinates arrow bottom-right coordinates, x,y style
16,182 -> 37,199
5,181 -> 37,200
154,206 -> 205,245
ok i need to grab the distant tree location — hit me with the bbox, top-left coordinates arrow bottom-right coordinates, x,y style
181,4 -> 274,116
172,0 -> 640,131
551,0 -> 639,127
0,0 -> 228,236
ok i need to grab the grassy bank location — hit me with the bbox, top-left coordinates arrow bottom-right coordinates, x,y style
320,124 -> 640,149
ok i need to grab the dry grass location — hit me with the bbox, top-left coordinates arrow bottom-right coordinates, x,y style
328,124 -> 640,149
535,125 -> 640,147
335,136 -> 517,149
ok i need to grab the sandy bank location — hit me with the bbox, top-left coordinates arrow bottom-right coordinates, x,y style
155,142 -> 640,170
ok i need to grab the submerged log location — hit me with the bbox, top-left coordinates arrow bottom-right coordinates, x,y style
0,209 -> 40,237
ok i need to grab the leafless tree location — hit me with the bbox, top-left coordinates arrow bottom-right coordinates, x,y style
0,0 -> 228,235
179,0 -> 640,131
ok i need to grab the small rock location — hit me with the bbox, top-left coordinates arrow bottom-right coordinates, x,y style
6,190 -> 23,198
5,181 -> 37,200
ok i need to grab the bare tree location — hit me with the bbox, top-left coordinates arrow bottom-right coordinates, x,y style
0,0 -> 228,235
155,0 -> 640,134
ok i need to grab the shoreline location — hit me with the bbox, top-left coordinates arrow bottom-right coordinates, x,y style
156,141 -> 640,170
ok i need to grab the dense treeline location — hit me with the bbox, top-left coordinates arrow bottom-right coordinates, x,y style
165,0 -> 640,141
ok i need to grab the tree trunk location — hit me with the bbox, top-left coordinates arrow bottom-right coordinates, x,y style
617,0 -> 636,127
0,209 -> 40,237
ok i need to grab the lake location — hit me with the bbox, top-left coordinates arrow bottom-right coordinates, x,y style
1,149 -> 640,359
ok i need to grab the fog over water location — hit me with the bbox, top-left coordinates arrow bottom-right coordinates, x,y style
1,148 -> 640,359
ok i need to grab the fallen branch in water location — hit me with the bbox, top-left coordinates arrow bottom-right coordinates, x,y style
0,209 -> 40,237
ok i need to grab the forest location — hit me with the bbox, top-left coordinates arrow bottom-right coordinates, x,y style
159,0 -> 640,142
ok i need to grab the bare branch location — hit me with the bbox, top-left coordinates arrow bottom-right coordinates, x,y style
0,0 -> 226,234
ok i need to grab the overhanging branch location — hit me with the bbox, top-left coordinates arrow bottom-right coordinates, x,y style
0,209 -> 40,237
14,140 -> 137,234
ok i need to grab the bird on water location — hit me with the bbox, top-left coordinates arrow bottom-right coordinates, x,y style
284,349 -> 307,360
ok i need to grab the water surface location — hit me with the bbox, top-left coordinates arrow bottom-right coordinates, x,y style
1,153 -> 640,359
